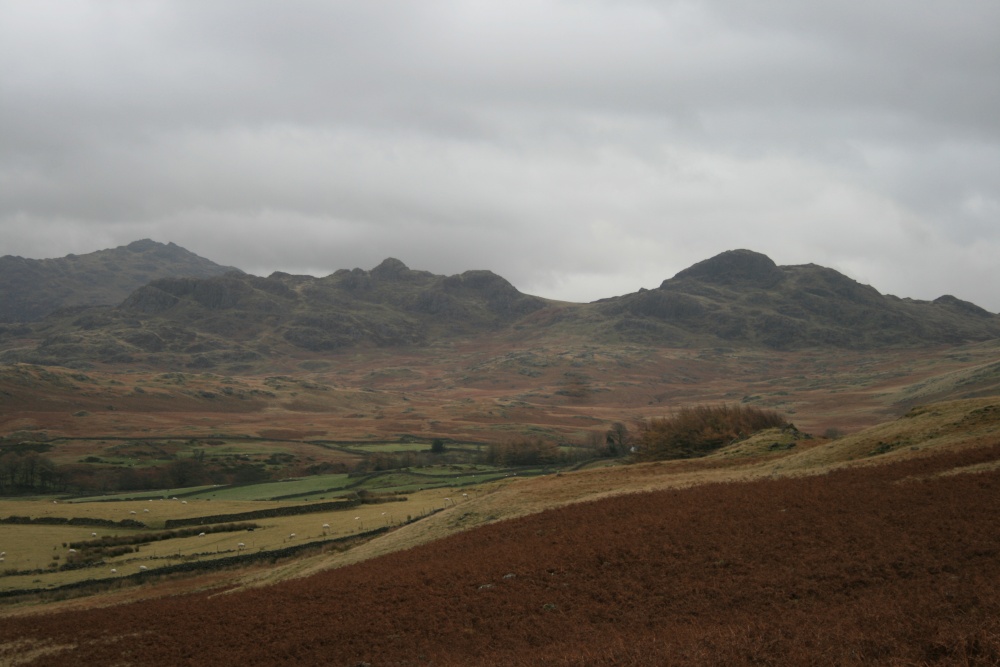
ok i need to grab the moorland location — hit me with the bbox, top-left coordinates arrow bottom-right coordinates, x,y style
1,241 -> 999,665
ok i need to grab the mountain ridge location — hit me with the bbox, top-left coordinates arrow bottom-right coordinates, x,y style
1,244 -> 999,370
0,239 -> 242,323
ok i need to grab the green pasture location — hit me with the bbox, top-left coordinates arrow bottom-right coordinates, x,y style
343,441 -> 483,454
69,484 -> 220,503
179,474 -> 354,501
0,488 -> 463,594
346,442 -> 436,453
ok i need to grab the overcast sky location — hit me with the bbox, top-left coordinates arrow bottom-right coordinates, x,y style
2,1 -> 998,311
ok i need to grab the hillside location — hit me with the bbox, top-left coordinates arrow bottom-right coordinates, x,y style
0,256 -> 549,370
0,240 -> 241,323
2,247 -> 999,371
2,397 -> 999,665
596,249 -> 1000,348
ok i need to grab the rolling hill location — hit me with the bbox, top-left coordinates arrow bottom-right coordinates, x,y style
0,239 -> 241,323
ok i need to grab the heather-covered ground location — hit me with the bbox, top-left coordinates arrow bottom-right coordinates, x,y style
3,441 -> 999,666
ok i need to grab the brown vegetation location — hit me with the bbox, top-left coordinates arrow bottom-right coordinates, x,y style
2,439 -> 1000,665
636,404 -> 788,460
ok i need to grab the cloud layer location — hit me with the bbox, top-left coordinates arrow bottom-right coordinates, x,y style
2,1 -> 998,309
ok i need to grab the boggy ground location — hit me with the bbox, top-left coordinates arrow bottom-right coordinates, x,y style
2,438 -> 999,666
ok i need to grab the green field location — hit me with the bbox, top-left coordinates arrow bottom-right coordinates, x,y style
0,487 -> 464,594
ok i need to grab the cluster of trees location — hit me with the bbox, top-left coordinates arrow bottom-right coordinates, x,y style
634,404 -> 787,461
480,437 -> 562,467
0,451 -> 60,493
0,451 -> 302,496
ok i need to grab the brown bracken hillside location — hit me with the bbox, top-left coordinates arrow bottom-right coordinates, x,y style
2,403 -> 999,666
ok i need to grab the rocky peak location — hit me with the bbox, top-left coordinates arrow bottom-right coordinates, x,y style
669,249 -> 784,288
370,258 -> 411,281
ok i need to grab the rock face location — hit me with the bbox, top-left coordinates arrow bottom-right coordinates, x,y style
0,240 -> 241,322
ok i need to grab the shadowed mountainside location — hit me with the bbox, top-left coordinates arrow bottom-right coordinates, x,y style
596,249 -> 1000,348
0,240 -> 241,323
0,257 -> 548,368
1,247 -> 999,370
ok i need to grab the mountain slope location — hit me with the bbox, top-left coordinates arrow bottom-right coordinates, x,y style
0,239 -> 242,322
2,247 -> 999,370
0,257 -> 550,368
596,249 -> 1000,348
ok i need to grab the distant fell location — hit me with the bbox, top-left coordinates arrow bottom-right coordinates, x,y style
1,246 -> 999,370
0,256 -> 549,368
597,249 -> 1000,349
0,240 -> 242,322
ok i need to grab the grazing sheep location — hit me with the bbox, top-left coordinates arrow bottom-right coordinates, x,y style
91,532 -> 97,537
68,548 -> 76,553
110,568 -> 117,574
237,542 -> 245,550
198,532 -> 206,537
139,565 -> 148,571
129,510 -> 137,515
143,509 -> 149,513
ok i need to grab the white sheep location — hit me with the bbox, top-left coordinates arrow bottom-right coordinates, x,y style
110,568 -> 117,574
92,532 -> 97,537
143,509 -> 149,513
139,565 -> 148,571
68,548 -> 76,553
129,510 -> 137,515
237,542 -> 245,550
198,532 -> 206,536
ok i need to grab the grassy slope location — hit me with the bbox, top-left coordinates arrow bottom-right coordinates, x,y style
236,395 -> 1000,588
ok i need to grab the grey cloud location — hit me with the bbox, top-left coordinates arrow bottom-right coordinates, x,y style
1,1 -> 998,311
